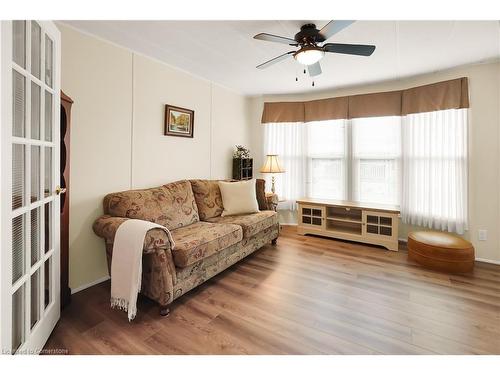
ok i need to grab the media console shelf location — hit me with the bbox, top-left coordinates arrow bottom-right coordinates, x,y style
297,198 -> 400,251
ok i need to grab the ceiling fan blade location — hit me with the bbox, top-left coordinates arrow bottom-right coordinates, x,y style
256,51 -> 295,69
323,43 -> 376,56
308,62 -> 322,77
254,33 -> 298,46
318,20 -> 355,40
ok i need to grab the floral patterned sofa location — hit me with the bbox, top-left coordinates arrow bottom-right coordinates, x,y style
93,179 -> 279,316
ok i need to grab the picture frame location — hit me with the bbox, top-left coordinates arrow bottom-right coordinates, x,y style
164,104 -> 195,138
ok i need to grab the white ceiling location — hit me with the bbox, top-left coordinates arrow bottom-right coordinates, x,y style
63,20 -> 500,96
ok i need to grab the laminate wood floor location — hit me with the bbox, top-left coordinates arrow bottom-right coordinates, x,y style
44,225 -> 500,354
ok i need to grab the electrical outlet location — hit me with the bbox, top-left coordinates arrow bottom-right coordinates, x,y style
478,230 -> 487,241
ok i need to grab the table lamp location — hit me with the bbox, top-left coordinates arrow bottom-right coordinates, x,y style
260,154 -> 285,194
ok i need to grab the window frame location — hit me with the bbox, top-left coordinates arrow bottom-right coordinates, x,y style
306,118 -> 402,205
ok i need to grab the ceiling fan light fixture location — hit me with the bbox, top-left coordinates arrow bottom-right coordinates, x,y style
294,47 -> 324,65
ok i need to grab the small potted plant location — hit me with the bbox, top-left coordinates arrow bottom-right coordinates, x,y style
233,145 -> 250,159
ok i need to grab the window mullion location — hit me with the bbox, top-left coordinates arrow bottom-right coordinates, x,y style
346,119 -> 353,201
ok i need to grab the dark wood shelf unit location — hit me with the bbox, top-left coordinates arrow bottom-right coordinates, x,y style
232,158 -> 253,180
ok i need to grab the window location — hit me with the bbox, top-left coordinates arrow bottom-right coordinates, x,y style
263,108 -> 468,233
263,122 -> 308,210
264,118 -> 399,205
307,120 -> 347,200
351,116 -> 401,205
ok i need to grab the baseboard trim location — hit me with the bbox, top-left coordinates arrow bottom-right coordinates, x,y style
475,258 -> 500,265
280,223 -> 298,226
71,275 -> 110,295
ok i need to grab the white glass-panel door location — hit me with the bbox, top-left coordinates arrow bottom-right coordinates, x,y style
1,20 -> 61,354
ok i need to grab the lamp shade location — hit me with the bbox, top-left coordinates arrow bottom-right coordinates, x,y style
260,154 -> 285,174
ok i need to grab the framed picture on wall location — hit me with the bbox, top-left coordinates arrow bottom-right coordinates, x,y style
164,104 -> 195,138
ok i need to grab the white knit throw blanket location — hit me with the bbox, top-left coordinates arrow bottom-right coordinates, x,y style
110,219 -> 174,321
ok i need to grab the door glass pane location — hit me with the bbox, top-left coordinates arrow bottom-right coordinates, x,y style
44,147 -> 52,197
31,21 -> 41,79
31,207 -> 41,266
31,145 -> 40,202
45,35 -> 53,87
44,202 -> 52,253
31,82 -> 41,140
12,214 -> 25,284
12,284 -> 25,352
44,257 -> 52,308
12,70 -> 25,138
44,91 -> 53,141
31,270 -> 40,329
12,20 -> 26,68
12,144 -> 25,210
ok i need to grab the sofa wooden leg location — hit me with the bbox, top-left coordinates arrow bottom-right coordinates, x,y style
159,305 -> 170,317
271,238 -> 277,246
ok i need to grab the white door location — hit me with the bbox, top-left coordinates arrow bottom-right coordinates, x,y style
1,20 -> 61,354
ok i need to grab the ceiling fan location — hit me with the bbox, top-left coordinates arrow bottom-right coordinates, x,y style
253,21 -> 376,77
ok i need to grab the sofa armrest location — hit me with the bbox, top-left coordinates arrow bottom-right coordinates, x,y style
93,215 -> 172,255
93,215 -> 177,306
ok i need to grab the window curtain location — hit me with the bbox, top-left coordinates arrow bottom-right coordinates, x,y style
401,108 -> 468,234
263,122 -> 308,210
351,116 -> 402,205
307,120 -> 348,200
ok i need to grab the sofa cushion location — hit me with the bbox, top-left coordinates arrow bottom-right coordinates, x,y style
103,180 -> 199,230
205,211 -> 278,238
170,221 -> 243,268
219,180 -> 260,217
190,179 -> 224,220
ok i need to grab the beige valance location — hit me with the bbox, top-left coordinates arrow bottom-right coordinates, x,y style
304,97 -> 348,122
348,91 -> 402,119
261,101 -> 305,123
261,77 -> 469,123
401,77 -> 469,115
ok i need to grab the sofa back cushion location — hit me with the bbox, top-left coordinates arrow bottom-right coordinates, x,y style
190,179 -> 268,220
103,180 -> 199,230
190,179 -> 224,220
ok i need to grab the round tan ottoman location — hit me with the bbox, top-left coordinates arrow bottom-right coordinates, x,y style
408,231 -> 475,273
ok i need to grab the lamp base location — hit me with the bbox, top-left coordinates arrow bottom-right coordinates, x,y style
271,175 -> 276,194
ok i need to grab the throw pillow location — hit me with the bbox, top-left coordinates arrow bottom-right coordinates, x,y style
218,179 -> 260,216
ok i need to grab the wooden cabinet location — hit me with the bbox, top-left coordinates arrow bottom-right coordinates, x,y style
232,158 -> 253,180
297,198 -> 400,251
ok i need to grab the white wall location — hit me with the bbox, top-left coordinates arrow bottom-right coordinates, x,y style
250,61 -> 500,263
60,24 -> 251,290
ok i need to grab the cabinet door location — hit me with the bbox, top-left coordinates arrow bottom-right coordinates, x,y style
299,205 -> 324,229
362,211 -> 397,242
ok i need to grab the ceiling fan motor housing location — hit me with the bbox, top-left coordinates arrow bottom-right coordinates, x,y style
294,24 -> 326,45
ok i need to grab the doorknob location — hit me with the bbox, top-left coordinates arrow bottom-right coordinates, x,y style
55,185 -> 67,195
